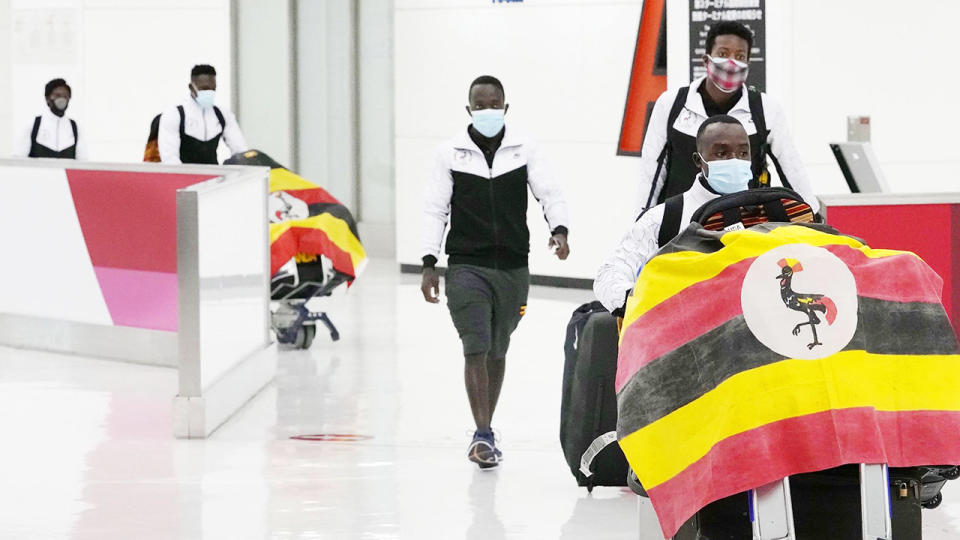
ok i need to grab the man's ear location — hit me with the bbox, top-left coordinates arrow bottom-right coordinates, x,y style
465,105 -> 472,117
692,152 -> 707,176
504,103 -> 509,115
189,82 -> 197,97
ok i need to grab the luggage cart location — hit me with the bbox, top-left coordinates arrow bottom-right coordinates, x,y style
270,258 -> 347,349
750,464 -> 889,540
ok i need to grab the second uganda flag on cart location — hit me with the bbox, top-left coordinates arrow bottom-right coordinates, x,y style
226,150 -> 367,281
616,223 -> 960,537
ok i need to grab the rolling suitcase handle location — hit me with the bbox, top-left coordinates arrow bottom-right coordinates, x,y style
750,477 -> 796,540
860,463 -> 892,540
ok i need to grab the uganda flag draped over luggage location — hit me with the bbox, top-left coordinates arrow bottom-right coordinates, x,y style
226,150 -> 367,282
616,223 -> 960,537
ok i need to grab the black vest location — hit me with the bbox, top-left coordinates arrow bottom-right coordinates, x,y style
177,105 -> 226,165
645,86 -> 789,208
28,115 -> 77,159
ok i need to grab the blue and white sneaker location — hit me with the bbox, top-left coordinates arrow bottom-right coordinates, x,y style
467,430 -> 499,470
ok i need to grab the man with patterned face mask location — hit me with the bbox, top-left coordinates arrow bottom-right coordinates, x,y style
631,21 -> 818,218
13,78 -> 87,160
158,64 -> 248,164
421,75 -> 571,470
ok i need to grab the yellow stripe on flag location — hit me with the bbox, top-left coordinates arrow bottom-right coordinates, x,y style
621,226 -> 917,333
269,168 -> 320,193
619,350 -> 960,489
270,213 -> 367,267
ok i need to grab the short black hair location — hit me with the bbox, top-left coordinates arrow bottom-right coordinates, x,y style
696,114 -> 745,151
705,21 -> 754,57
191,64 -> 217,78
468,75 -> 505,101
45,78 -> 71,98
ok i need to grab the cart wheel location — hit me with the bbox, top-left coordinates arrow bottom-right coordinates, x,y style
943,467 -> 960,481
300,325 -> 316,349
922,492 -> 943,510
586,482 -> 594,494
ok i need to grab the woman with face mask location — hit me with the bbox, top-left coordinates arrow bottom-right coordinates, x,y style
629,21 -> 819,220
156,64 -> 249,165
12,78 -> 88,160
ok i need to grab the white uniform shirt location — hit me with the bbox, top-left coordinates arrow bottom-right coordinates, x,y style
12,109 -> 88,159
635,77 -> 819,215
595,176 -> 721,312
158,95 -> 248,164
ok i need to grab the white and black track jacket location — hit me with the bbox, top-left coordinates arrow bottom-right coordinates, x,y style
12,109 -> 88,159
421,126 -> 570,269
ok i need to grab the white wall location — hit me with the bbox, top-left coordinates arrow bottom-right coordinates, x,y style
297,0 -> 358,210
5,0 -> 232,163
235,0 -> 295,168
357,0 -> 396,254
394,0 -> 644,280
672,0 -> 960,196
397,0 -> 960,281
780,0 -> 960,195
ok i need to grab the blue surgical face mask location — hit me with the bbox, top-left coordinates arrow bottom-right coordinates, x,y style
700,156 -> 753,194
194,89 -> 216,110
471,108 -> 505,138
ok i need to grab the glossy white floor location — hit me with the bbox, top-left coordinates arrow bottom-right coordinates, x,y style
2,259 -> 960,539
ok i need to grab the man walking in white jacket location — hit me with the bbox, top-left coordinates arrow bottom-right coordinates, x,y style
420,75 -> 571,470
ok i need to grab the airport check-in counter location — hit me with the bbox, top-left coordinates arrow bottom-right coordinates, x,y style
820,192 -> 960,341
0,159 -> 276,438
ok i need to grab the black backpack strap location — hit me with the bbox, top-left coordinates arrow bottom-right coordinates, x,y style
762,199 -> 791,222
658,194 -> 685,248
747,89 -> 769,186
748,89 -> 766,142
645,87 -> 690,210
177,105 -> 186,137
767,149 -> 792,189
722,207 -> 742,228
748,89 -> 794,189
213,106 -> 226,131
30,116 -> 41,143
70,119 -> 78,144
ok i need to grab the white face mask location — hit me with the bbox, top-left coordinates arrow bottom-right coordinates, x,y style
471,108 -> 505,138
52,97 -> 69,111
192,84 -> 216,109
700,155 -> 753,194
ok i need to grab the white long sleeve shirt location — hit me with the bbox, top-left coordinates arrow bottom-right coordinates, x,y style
158,96 -> 248,164
12,109 -> 88,160
634,77 -> 819,215
422,126 -> 570,266
595,176 -> 721,312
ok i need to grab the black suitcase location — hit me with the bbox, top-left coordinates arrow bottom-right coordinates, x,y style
560,301 -> 628,491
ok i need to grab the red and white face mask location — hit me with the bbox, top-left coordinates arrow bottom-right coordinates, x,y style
706,55 -> 749,93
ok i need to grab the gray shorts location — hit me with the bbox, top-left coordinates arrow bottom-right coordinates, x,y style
445,264 -> 530,358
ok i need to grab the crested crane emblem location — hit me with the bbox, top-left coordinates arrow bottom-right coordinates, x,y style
742,244 -> 858,360
776,257 -> 838,350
